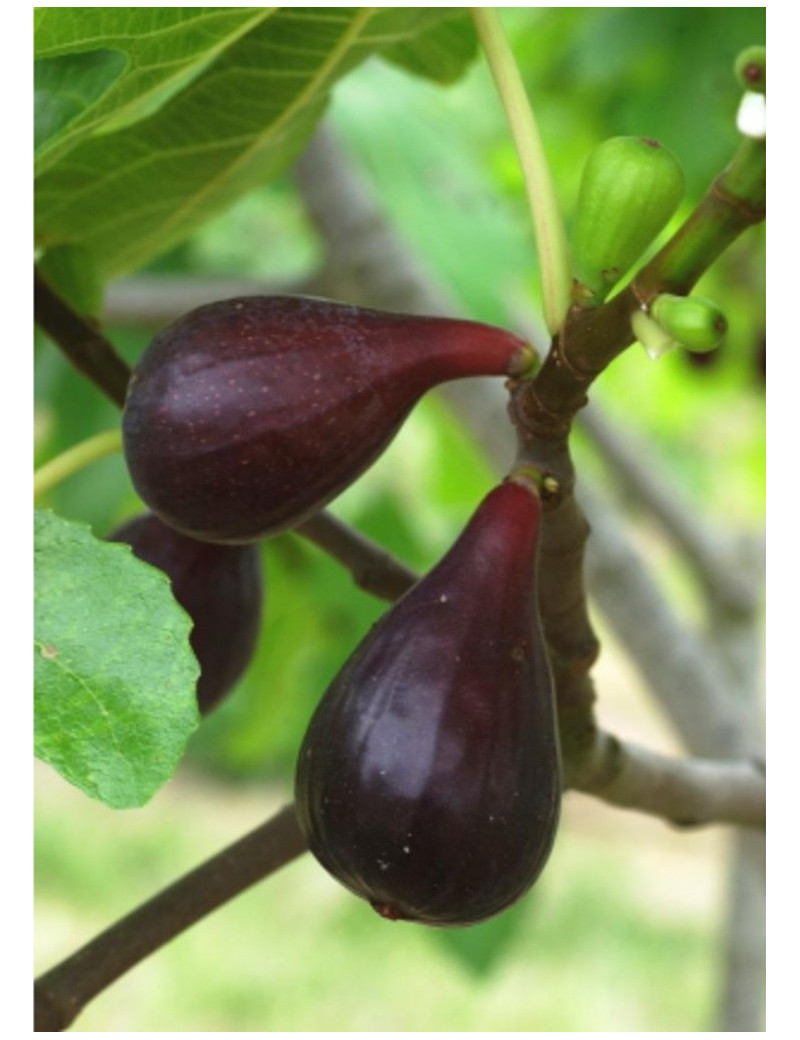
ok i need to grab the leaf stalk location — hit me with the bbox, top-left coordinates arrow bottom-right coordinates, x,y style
34,429 -> 123,498
470,7 -> 572,335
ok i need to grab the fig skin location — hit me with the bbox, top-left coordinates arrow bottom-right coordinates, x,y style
122,296 -> 535,544
107,512 -> 263,714
295,479 -> 561,926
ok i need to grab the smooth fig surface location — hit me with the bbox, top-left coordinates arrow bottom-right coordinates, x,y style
122,296 -> 535,543
108,512 -> 263,713
295,480 -> 561,926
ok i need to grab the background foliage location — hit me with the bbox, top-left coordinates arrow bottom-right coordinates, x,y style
34,7 -> 765,1031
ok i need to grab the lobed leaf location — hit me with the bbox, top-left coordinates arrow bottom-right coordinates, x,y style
34,510 -> 200,809
34,8 -> 476,279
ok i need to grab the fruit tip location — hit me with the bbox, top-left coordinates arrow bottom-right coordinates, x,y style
371,900 -> 409,922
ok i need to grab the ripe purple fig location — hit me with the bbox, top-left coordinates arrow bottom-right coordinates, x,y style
122,296 -> 536,543
295,478 -> 561,926
107,513 -> 263,714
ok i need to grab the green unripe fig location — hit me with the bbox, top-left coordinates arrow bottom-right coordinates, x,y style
650,294 -> 727,353
571,136 -> 685,305
734,46 -> 766,94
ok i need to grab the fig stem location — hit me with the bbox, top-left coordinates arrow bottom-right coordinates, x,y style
34,803 -> 307,1031
34,429 -> 123,498
470,8 -> 571,336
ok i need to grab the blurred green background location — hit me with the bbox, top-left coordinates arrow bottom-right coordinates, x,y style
34,8 -> 765,1031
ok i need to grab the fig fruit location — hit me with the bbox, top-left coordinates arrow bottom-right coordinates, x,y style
571,136 -> 684,305
122,296 -> 537,543
107,512 -> 263,713
650,293 -> 727,353
295,477 -> 561,926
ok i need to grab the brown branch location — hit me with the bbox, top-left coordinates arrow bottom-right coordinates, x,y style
34,267 -> 132,407
295,512 -> 418,601
34,804 -> 306,1032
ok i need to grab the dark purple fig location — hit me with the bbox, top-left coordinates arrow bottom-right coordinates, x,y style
122,296 -> 536,543
295,478 -> 561,926
107,513 -> 263,714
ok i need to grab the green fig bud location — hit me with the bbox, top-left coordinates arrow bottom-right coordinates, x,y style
571,137 -> 685,305
734,46 -> 766,95
630,308 -> 678,361
650,294 -> 727,353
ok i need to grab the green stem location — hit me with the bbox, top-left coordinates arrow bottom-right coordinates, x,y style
470,7 -> 571,336
34,429 -> 123,498
635,136 -> 765,299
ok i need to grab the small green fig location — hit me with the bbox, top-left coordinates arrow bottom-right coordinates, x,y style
571,136 -> 685,305
734,46 -> 766,94
650,294 -> 727,353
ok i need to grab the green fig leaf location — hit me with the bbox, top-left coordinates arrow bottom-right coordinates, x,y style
34,510 -> 200,809
34,8 -> 272,173
34,47 -> 128,157
34,8 -> 476,280
380,11 -> 478,84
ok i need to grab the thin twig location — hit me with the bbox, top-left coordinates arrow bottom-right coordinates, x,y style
470,7 -> 571,334
34,804 -> 306,1032
34,429 -> 123,498
34,267 -> 132,407
295,512 -> 418,601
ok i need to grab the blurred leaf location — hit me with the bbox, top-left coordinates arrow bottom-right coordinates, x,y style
34,7 -> 477,280
381,11 -> 478,84
34,510 -> 200,808
431,899 -> 529,976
